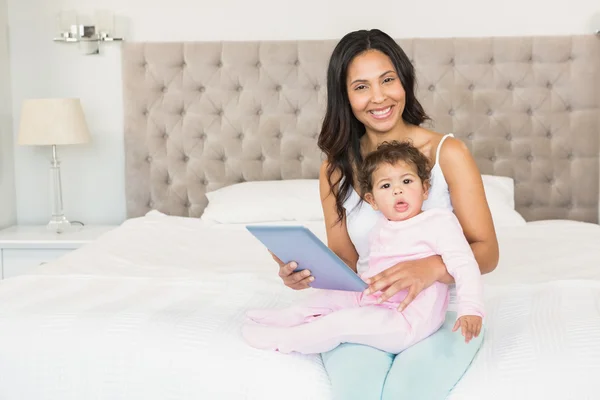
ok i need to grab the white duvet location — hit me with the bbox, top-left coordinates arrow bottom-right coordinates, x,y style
0,211 -> 599,399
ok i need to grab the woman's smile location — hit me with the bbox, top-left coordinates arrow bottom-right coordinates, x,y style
369,105 -> 394,119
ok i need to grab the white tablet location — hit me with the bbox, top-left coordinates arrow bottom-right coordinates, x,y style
246,225 -> 368,292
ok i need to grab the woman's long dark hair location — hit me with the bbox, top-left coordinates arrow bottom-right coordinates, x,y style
317,29 -> 430,223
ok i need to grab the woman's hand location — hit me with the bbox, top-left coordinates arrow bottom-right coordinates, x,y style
363,255 -> 446,311
269,251 -> 314,290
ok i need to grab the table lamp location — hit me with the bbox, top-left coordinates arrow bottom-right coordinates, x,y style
17,98 -> 92,233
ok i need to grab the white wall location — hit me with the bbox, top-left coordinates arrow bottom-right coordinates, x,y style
7,0 -> 600,225
0,0 -> 16,229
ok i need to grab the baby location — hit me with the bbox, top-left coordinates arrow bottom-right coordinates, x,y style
242,140 -> 484,354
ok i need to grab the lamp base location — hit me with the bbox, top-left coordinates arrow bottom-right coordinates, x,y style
48,145 -> 71,234
47,215 -> 71,234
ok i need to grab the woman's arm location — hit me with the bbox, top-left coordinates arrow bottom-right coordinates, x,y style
423,138 -> 499,285
438,137 -> 499,276
420,137 -> 499,285
272,161 -> 359,290
319,161 -> 360,272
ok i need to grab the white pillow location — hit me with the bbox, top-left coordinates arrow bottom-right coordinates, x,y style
481,175 -> 515,209
201,176 -> 526,227
201,179 -> 323,224
481,175 -> 527,227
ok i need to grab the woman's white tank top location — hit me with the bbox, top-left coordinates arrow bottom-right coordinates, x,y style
343,133 -> 455,275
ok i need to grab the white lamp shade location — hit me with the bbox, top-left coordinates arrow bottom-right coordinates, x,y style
18,98 -> 92,145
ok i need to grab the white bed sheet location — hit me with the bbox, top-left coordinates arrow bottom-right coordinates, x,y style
0,211 -> 599,399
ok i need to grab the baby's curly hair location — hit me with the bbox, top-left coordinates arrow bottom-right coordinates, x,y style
358,140 -> 431,195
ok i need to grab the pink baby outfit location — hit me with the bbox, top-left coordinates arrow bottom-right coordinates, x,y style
242,208 -> 484,355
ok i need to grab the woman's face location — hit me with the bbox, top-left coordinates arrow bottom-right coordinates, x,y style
346,49 -> 406,135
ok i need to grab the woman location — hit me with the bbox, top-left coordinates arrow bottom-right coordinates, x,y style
272,29 -> 499,399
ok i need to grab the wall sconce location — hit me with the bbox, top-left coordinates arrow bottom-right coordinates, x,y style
53,10 -> 123,55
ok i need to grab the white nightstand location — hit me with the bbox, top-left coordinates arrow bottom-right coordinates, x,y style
0,225 -> 118,279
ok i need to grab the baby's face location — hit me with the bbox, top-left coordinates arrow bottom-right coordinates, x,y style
366,161 -> 428,221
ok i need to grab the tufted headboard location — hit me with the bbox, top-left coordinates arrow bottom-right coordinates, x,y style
122,36 -> 600,223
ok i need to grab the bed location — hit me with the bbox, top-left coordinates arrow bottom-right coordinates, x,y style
0,34 -> 599,399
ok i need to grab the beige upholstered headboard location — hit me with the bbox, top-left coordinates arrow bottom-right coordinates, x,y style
122,36 -> 600,223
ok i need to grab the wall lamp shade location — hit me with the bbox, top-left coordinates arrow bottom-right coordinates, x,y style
18,98 -> 92,146
17,98 -> 92,233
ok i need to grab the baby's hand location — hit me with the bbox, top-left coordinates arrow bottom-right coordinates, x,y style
452,315 -> 482,343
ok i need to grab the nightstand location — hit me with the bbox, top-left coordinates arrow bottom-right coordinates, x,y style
0,225 -> 118,279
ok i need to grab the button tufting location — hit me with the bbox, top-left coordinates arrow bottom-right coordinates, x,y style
180,109 -> 186,116
181,61 -> 186,68
221,155 -> 227,162
200,133 -> 207,140
238,177 -> 245,183
217,60 -> 223,68
185,201 -> 191,208
143,109 -> 148,116
467,132 -> 474,139
217,110 -> 223,117
490,156 -> 496,162
294,109 -> 300,116
314,84 -> 320,91
238,133 -> 244,140
449,58 -> 455,66
275,85 -> 282,92
236,85 -> 243,92
568,203 -> 574,210
146,156 -> 152,162
428,85 -> 435,91
487,109 -> 493,116
255,61 -> 261,68
142,62 -> 148,68
468,84 -> 475,91
161,86 -> 167,93
148,201 -> 153,208
257,109 -> 263,116
198,86 -> 205,92
567,153 -> 574,160
162,132 -> 168,139
448,109 -> 455,116
546,82 -> 553,89
259,155 -> 265,161
166,177 -> 172,185
276,132 -> 283,139
507,82 -> 513,90
201,179 -> 208,186
548,178 -> 554,184
505,134 -> 512,141
527,155 -> 534,162
565,105 -> 572,112
294,60 -> 300,66
527,108 -> 533,116
528,55 -> 533,62
183,156 -> 189,162
298,155 -> 304,161
546,131 -> 552,138
489,57 -> 494,64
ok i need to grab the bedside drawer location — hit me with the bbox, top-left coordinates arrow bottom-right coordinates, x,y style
1,249 -> 72,279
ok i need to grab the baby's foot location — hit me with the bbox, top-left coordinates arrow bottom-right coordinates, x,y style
241,323 -> 284,351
